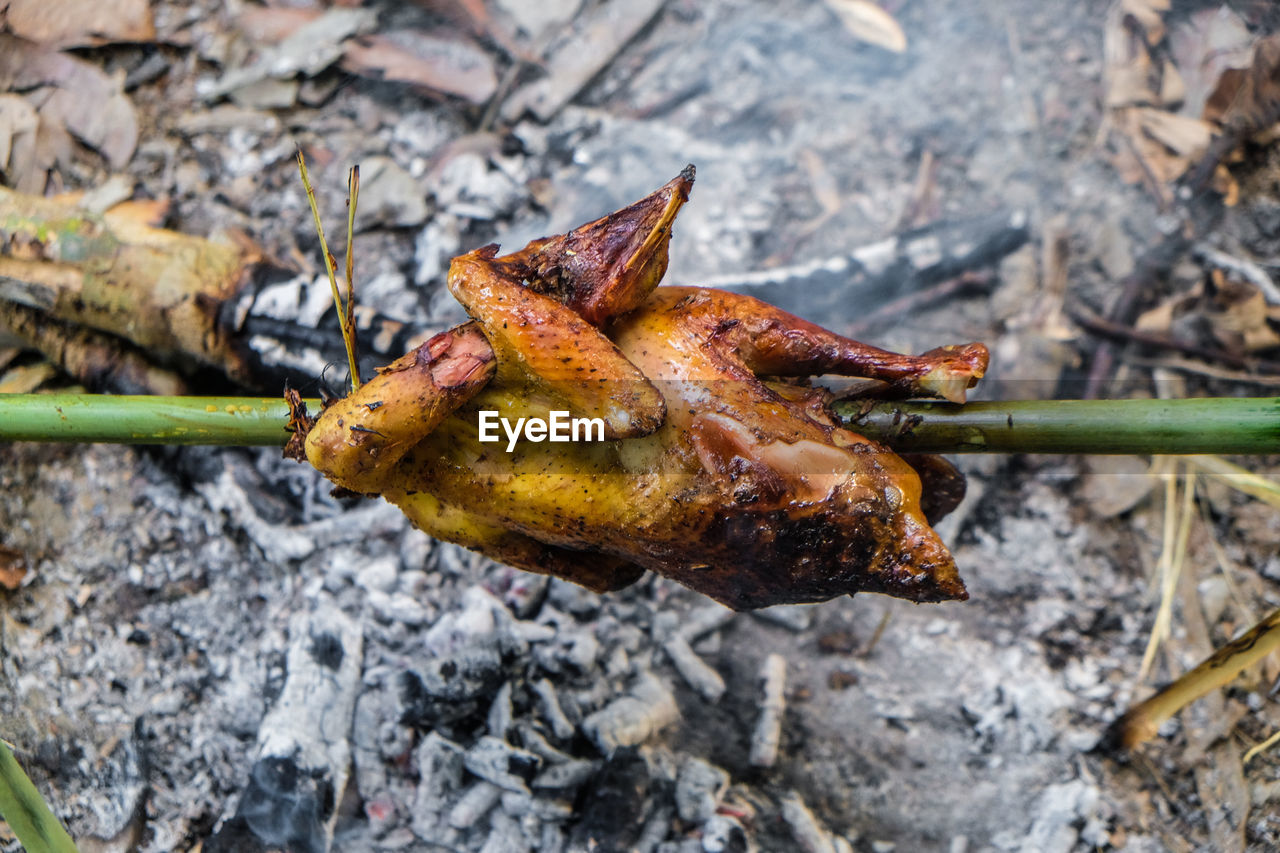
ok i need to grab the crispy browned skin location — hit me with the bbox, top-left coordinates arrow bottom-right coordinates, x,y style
303,169 -> 988,610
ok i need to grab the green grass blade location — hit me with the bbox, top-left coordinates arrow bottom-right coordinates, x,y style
0,739 -> 79,853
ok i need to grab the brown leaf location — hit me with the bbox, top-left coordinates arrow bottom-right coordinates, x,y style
2,0 -> 154,48
0,545 -> 28,590
1208,280 -> 1280,353
0,36 -> 137,169
0,361 -> 56,393
1135,107 -> 1212,158
341,31 -> 498,104
1120,0 -> 1170,45
1103,3 -> 1158,108
823,0 -> 906,53
1204,33 -> 1280,131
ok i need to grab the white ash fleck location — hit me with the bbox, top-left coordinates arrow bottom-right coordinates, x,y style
655,611 -> 726,703
582,672 -> 680,755
674,757 -> 729,823
781,790 -> 838,853
464,735 -> 542,792
749,653 -> 787,768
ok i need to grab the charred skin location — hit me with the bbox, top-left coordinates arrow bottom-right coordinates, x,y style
301,169 -> 988,610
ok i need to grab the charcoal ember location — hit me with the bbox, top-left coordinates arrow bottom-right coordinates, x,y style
567,748 -> 654,851
701,814 -> 750,853
481,808 -> 531,853
513,720 -> 575,765
448,780 -> 502,830
780,791 -> 838,853
487,680 -> 515,740
533,609 -> 602,675
409,732 -> 465,841
350,681 -> 412,816
677,605 -> 736,642
749,654 -> 787,769
531,758 -> 598,794
545,577 -> 604,618
531,678 -> 577,741
205,757 -> 329,853
208,603 -> 362,853
634,802 -> 675,853
492,567 -> 551,618
582,673 -> 679,754
674,757 -> 729,823
423,586 -> 528,658
399,643 -> 517,730
501,788 -> 574,821
77,722 -> 148,847
464,735 -> 543,792
661,631 -> 726,704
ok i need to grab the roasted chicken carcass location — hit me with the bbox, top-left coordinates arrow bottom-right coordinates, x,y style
296,168 -> 988,610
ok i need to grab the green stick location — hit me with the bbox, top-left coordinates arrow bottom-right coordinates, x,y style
1,394 -> 1279,454
0,739 -> 79,853
843,397 -> 1280,455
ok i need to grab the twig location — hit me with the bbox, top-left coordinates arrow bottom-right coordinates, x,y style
1112,606 -> 1280,749
1070,304 -> 1280,375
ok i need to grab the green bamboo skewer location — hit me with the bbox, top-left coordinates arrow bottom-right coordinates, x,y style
0,394 -> 1278,454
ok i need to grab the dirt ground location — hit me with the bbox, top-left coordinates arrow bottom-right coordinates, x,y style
3,0 -> 1280,851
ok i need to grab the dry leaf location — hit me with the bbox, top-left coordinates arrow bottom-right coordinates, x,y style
236,8 -> 497,104
0,361 -> 56,393
1104,3 -> 1158,108
0,93 -> 38,177
341,31 -> 498,104
0,36 -> 137,169
2,0 -> 154,48
1136,107 -> 1212,158
1208,280 -> 1280,352
0,545 -> 27,590
1134,298 -> 1174,333
823,0 -> 907,53
1120,0 -> 1170,45
1203,33 -> 1280,131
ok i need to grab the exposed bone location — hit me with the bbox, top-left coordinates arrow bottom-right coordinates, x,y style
582,673 -> 679,754
750,654 -> 788,769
